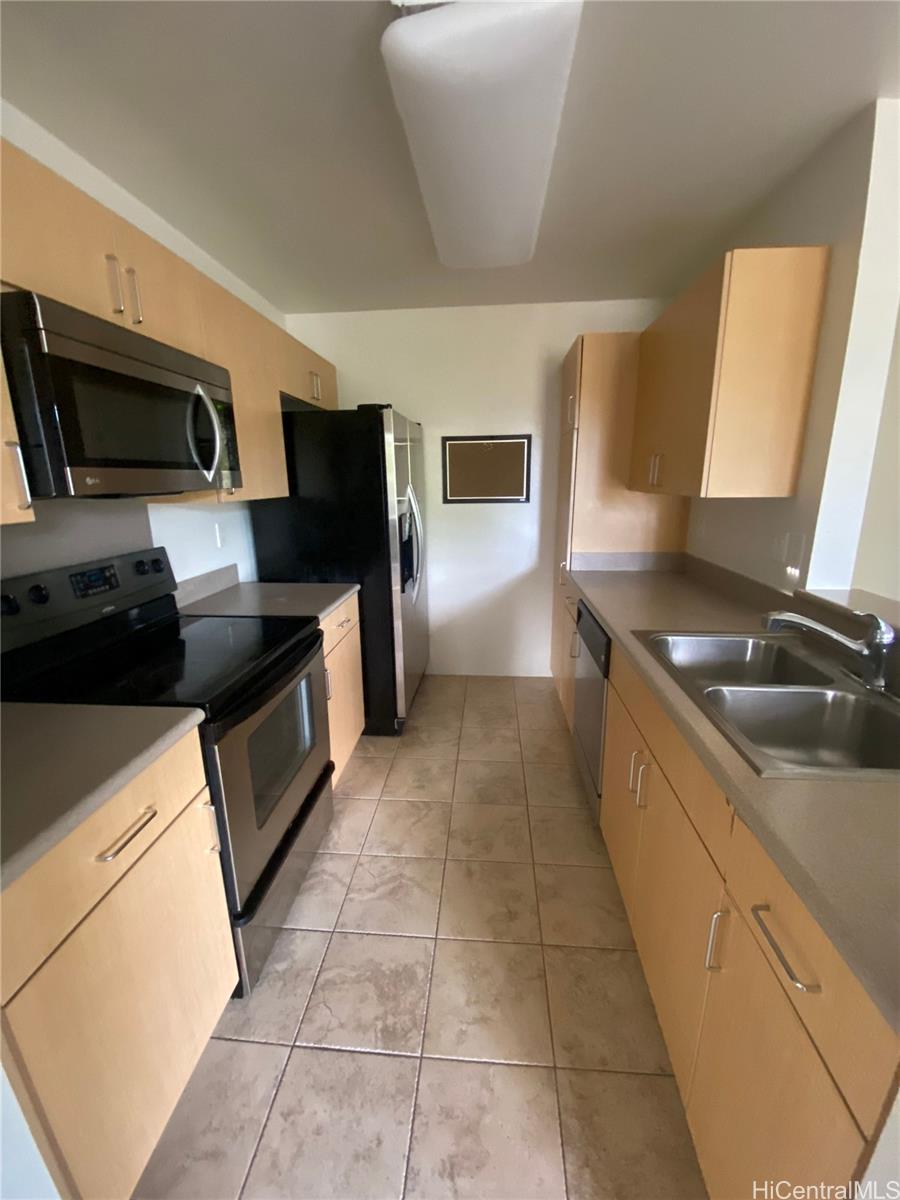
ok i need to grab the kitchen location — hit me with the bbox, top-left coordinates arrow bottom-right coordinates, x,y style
0,3 -> 898,1199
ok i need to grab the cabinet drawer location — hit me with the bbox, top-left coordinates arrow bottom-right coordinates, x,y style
322,593 -> 360,657
728,819 -> 898,1137
1,731 -> 206,1004
2,793 -> 236,1200
609,646 -> 732,870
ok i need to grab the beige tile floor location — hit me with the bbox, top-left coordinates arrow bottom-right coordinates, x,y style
135,675 -> 706,1200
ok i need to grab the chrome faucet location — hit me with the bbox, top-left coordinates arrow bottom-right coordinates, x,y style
763,610 -> 896,692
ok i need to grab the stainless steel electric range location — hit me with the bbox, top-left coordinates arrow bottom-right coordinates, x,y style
1,547 -> 333,994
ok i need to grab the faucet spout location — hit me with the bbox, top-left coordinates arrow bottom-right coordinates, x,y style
763,610 -> 895,692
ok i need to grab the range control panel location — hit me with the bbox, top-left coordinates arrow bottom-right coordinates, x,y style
1,548 -> 176,652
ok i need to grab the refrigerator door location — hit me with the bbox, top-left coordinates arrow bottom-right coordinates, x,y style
399,416 -> 429,710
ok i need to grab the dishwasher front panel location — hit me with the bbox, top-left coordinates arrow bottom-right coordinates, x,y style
573,601 -> 611,801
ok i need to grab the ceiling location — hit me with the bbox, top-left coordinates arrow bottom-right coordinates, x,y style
1,1 -> 897,314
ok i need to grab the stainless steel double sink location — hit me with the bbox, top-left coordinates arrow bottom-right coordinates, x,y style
635,632 -> 900,778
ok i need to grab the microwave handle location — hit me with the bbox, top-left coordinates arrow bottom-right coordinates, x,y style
186,384 -> 223,483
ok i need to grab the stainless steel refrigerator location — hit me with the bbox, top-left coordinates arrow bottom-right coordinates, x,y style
251,405 -> 429,735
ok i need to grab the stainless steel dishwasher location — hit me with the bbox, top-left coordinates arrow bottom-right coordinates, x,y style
573,600 -> 612,802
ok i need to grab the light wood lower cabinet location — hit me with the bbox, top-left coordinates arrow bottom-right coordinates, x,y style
631,762 -> 725,1099
598,685 -> 648,915
551,584 -> 577,731
2,794 -> 237,1200
326,619 -> 365,782
687,900 -> 865,1200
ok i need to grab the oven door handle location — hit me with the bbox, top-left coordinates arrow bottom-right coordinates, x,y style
205,631 -> 324,739
232,760 -> 335,928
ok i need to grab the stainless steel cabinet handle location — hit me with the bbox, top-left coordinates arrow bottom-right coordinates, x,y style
4,441 -> 32,510
200,798 -> 220,853
105,253 -> 125,314
627,749 -> 641,792
751,904 -> 821,993
124,266 -> 144,325
647,454 -> 656,486
634,761 -> 650,807
570,630 -> 580,658
654,454 -> 664,487
310,370 -> 321,401
567,393 -> 578,429
559,560 -> 567,585
337,617 -> 352,629
704,909 -> 726,970
95,807 -> 158,862
325,668 -> 333,700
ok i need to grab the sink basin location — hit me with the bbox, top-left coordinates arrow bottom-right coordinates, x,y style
635,629 -> 900,776
646,634 -> 832,687
703,686 -> 900,773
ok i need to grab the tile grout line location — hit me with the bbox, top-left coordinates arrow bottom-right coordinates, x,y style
399,717 -> 459,1200
234,786 -> 383,1200
514,680 -> 573,1200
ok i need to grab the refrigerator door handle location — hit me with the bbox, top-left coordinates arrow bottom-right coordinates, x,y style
407,482 -> 425,605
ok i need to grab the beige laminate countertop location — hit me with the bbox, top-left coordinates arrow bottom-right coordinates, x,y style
183,582 -> 360,621
570,569 -> 900,1032
1,703 -> 204,891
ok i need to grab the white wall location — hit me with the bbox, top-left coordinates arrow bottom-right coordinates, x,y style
146,500 -> 257,584
688,101 -> 898,592
853,312 -> 900,600
0,498 -> 257,586
289,299 -> 660,677
1,1069 -> 58,1200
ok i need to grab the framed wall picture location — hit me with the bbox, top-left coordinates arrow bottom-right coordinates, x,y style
441,435 -> 532,504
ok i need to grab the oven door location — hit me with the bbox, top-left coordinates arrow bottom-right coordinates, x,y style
9,329 -> 241,497
206,636 -> 331,913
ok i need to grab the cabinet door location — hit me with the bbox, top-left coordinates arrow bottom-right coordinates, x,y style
199,282 -> 289,502
629,255 -> 729,496
554,338 -> 582,573
1,358 -> 34,525
551,584 -> 576,731
687,902 -> 864,1200
276,328 -> 337,410
114,222 -> 206,358
632,765 -> 725,1099
3,795 -> 237,1200
599,686 -> 648,916
327,621 -> 365,782
0,140 -> 123,322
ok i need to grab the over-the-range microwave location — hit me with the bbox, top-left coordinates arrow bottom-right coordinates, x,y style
0,290 -> 241,498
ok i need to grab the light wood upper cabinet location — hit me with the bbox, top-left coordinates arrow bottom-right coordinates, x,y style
0,141 -> 123,322
631,763 -> 725,1101
1,357 -> 34,526
113,221 -> 206,358
599,684 -> 649,915
630,246 -> 828,498
276,329 -> 338,411
687,900 -> 865,1200
199,281 -> 289,503
327,619 -> 365,782
3,794 -> 237,1200
556,334 -> 687,571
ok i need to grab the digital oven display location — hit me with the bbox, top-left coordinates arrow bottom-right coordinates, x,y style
70,565 -> 120,599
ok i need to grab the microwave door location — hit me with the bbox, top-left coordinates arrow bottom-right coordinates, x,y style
0,292 -> 241,499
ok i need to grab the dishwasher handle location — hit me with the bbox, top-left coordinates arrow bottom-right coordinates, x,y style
576,601 -> 611,677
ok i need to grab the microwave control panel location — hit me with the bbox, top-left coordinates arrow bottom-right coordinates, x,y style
70,564 -> 120,599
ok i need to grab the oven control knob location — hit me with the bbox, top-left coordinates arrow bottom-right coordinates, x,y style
27,584 -> 50,606
151,557 -> 165,573
1,593 -> 20,616
134,559 -> 150,576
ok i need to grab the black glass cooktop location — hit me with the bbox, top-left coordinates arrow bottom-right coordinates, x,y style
2,599 -> 320,721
